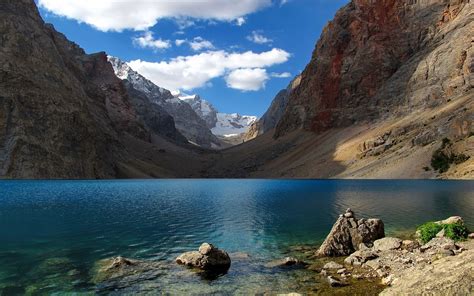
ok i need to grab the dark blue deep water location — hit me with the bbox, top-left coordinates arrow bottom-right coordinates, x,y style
0,180 -> 473,294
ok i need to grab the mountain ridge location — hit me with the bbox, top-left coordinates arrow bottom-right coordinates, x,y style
0,0 -> 472,179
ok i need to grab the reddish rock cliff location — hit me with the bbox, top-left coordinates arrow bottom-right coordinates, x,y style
275,0 -> 473,137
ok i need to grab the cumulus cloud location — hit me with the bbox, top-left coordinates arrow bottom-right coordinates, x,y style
175,39 -> 186,46
189,37 -> 215,51
247,31 -> 273,44
127,48 -> 290,91
271,72 -> 292,78
236,17 -> 246,26
133,31 -> 171,50
38,0 -> 272,32
226,68 -> 269,91
174,37 -> 215,51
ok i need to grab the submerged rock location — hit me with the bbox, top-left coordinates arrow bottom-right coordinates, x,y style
316,209 -> 385,256
327,275 -> 348,287
176,243 -> 231,271
265,257 -> 307,269
92,256 -> 166,285
323,261 -> 344,270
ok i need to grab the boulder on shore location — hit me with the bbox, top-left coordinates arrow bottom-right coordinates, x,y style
374,237 -> 402,252
176,243 -> 231,271
316,209 -> 385,256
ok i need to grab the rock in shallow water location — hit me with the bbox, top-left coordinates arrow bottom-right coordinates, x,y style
323,261 -> 343,270
92,256 -> 167,293
317,209 -> 385,256
327,275 -> 348,287
265,257 -> 307,269
176,243 -> 231,271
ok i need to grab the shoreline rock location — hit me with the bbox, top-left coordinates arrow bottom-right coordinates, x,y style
316,209 -> 385,257
312,213 -> 473,294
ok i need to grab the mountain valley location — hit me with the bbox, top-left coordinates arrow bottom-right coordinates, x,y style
0,0 -> 472,179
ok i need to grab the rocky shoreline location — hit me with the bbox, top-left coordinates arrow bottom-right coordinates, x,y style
90,210 -> 474,295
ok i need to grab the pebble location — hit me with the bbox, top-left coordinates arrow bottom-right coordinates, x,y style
327,276 -> 347,287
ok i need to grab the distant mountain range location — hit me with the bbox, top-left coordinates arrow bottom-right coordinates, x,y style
174,93 -> 257,138
109,56 -> 257,148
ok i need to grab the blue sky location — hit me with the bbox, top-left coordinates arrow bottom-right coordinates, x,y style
37,0 -> 348,117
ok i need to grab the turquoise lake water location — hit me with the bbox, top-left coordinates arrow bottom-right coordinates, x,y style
0,180 -> 473,294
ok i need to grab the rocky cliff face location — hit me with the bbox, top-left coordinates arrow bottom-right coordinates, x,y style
177,94 -> 219,129
0,0 -> 129,178
109,57 -> 220,149
0,0 -> 196,178
245,75 -> 301,141
275,0 -> 473,137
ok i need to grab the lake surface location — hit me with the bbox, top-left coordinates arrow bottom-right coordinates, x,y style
0,180 -> 473,294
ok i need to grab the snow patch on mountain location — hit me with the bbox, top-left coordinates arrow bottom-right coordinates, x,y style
212,113 -> 258,137
174,92 -> 257,137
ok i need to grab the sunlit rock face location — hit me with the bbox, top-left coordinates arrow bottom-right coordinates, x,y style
275,0 -> 473,137
245,76 -> 301,141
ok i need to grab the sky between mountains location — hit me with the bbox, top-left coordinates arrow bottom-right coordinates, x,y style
37,0 -> 348,116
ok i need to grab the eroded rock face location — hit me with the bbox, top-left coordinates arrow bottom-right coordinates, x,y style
275,0 -> 473,137
316,209 -> 385,257
176,243 -> 231,271
0,0 -> 128,178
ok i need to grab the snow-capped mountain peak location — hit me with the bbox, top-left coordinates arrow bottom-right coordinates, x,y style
212,113 -> 258,137
175,92 -> 257,137
108,56 -> 167,96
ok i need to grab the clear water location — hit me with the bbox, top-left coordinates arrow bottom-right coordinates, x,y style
0,180 -> 473,295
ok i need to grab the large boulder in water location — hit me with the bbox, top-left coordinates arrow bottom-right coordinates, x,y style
316,209 -> 385,256
176,243 -> 231,271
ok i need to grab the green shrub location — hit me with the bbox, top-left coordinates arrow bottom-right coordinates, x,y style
431,150 -> 451,173
452,153 -> 470,165
443,223 -> 469,241
417,222 -> 443,243
441,137 -> 451,149
417,222 -> 469,243
431,138 -> 470,173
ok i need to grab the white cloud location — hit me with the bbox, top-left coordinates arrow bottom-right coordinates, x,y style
189,37 -> 215,51
226,68 -> 269,91
247,31 -> 273,44
174,37 -> 215,51
38,0 -> 272,32
127,48 -> 290,91
175,39 -> 186,46
236,17 -> 246,26
133,31 -> 171,50
271,72 -> 292,78
280,0 -> 290,5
